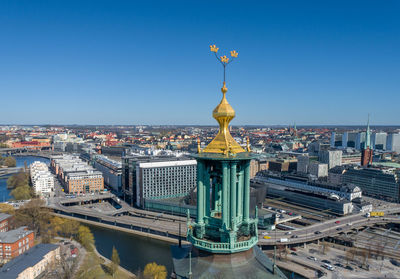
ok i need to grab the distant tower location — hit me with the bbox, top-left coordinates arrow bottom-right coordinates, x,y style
170,45 -> 286,279
361,114 -> 373,166
293,122 -> 297,138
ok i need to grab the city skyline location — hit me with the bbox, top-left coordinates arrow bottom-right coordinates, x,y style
1,1 -> 400,125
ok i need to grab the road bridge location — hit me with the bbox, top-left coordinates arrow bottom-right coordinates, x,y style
0,167 -> 23,177
258,211 -> 400,246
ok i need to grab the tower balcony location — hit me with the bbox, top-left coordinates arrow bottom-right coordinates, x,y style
187,232 -> 258,254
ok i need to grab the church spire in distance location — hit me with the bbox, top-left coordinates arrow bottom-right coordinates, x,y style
366,113 -> 371,148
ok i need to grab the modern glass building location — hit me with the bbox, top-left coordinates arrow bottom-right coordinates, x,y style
343,167 -> 400,203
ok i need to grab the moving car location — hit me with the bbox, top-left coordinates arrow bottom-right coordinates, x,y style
308,256 -> 317,261
322,263 -> 334,271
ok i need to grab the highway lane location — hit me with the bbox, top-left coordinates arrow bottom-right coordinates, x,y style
259,210 -> 400,245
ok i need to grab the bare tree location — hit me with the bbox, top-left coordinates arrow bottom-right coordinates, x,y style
322,242 -> 330,255
345,248 -> 355,265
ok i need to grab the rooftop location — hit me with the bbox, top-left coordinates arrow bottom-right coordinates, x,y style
0,227 -> 33,244
0,243 -> 58,279
0,213 -> 11,223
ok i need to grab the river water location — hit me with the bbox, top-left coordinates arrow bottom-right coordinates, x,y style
0,156 -> 50,201
0,156 -> 303,278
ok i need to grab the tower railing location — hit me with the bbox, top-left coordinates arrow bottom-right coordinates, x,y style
187,232 -> 258,253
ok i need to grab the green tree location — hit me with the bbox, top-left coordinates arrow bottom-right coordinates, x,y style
143,262 -> 167,279
77,225 -> 95,251
7,170 -> 29,189
10,185 -> 32,200
109,246 -> 120,277
60,218 -> 80,239
3,156 -> 16,167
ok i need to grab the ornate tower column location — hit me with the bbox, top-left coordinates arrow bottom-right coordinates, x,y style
187,45 -> 258,254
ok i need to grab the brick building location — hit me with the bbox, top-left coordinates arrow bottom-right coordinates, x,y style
51,155 -> 104,194
0,213 -> 12,233
0,227 -> 34,262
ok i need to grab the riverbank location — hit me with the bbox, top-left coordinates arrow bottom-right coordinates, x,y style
92,244 -> 136,278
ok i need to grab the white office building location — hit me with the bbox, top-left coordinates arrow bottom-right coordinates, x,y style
387,133 -> 400,153
371,132 -> 387,150
297,155 -> 309,173
319,150 -> 342,169
308,162 -> 328,178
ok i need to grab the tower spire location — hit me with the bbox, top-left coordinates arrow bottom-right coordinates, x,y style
202,45 -> 245,155
366,113 -> 371,148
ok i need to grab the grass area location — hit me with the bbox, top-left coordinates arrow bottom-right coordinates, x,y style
76,251 -> 134,279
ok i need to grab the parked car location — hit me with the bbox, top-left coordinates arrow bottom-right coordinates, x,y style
291,235 -> 298,238
336,227 -> 343,231
290,247 -> 297,251
308,256 -> 317,261
345,265 -> 354,271
322,259 -> 331,264
335,221 -> 340,224
334,263 -> 344,268
291,252 -> 298,256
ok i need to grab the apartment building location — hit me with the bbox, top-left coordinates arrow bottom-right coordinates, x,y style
51,155 -> 104,194
66,171 -> 104,194
0,243 -> 60,279
0,227 -> 34,263
30,161 -> 54,196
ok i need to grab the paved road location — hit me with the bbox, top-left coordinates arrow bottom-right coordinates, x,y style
259,209 -> 400,246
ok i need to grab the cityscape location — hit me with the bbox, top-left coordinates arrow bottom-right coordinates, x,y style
1,1 -> 400,279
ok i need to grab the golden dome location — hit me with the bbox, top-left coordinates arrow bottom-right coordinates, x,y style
202,82 -> 245,155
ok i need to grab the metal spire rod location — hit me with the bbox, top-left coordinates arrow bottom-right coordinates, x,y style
210,44 -> 238,83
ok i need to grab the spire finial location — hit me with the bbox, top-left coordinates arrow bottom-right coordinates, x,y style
203,45 -> 245,155
209,44 -> 238,86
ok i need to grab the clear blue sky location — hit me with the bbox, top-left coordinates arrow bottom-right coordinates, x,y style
1,1 -> 399,125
